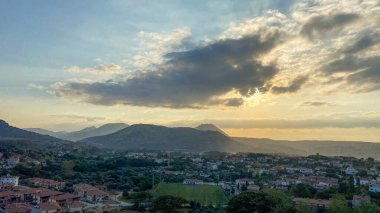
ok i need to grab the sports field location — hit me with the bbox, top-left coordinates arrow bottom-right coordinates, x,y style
152,182 -> 228,205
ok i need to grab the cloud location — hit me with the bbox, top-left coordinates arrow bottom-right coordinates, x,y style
321,40 -> 380,93
66,64 -> 123,74
48,114 -> 105,122
51,0 -> 380,108
271,76 -> 308,94
52,30 -> 285,108
131,27 -> 192,68
28,83 -> 47,90
343,31 -> 380,55
300,12 -> 360,39
299,101 -> 338,107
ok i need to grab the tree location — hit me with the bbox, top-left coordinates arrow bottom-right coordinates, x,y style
227,191 -> 277,213
295,203 -> 317,213
328,194 -> 352,213
315,188 -> 336,199
353,203 -> 380,213
122,189 -> 129,199
262,189 -> 295,213
291,184 -> 317,198
151,195 -> 187,213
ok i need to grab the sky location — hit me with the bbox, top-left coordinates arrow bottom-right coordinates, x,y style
1,0 -> 380,142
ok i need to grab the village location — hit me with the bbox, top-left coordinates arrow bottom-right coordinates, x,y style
1,150 -> 380,212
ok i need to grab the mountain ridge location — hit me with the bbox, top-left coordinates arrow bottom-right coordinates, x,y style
27,123 -> 129,141
79,124 -> 246,152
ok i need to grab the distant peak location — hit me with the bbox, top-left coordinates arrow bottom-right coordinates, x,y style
81,126 -> 97,131
0,119 -> 9,126
196,123 -> 218,128
99,123 -> 128,128
195,123 -> 228,136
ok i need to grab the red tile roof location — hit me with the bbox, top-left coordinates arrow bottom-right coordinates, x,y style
0,191 -> 17,198
53,193 -> 80,201
5,203 -> 31,213
41,202 -> 61,211
38,189 -> 63,197
19,188 -> 44,195
69,201 -> 85,208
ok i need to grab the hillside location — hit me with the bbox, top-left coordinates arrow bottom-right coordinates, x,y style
195,124 -> 228,136
64,123 -> 129,141
25,128 -> 68,138
0,120 -> 68,144
80,124 -> 245,152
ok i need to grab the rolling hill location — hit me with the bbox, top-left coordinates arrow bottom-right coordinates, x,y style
79,124 -> 245,152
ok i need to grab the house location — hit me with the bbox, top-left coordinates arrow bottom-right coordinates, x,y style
369,182 -> 380,193
235,178 -> 254,185
345,167 -> 358,175
352,195 -> 371,207
357,178 -> 371,186
183,179 -> 203,185
6,157 -> 20,168
25,178 -> 65,190
85,190 -> 109,203
235,178 -> 255,190
293,198 -> 330,210
0,191 -> 20,208
274,180 -> 289,191
52,193 -> 80,207
0,176 -> 19,186
73,184 -> 109,203
36,189 -> 64,204
4,203 -> 31,213
18,188 -> 46,203
298,176 -> 339,189
0,183 -> 15,192
207,163 -> 218,170
67,201 -> 85,212
40,202 -> 61,213
247,185 -> 260,192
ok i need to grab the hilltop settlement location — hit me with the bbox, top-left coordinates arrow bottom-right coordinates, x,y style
1,149 -> 380,212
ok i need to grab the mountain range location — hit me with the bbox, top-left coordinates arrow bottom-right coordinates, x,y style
27,123 -> 129,141
3,118 -> 380,159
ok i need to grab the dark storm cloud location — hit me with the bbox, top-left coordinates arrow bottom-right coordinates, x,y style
54,31 -> 285,108
343,32 -> 380,55
300,12 -> 360,39
271,76 -> 308,94
320,28 -> 380,93
322,54 -> 380,93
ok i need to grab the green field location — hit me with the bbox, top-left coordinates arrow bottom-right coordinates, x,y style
152,182 -> 228,205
